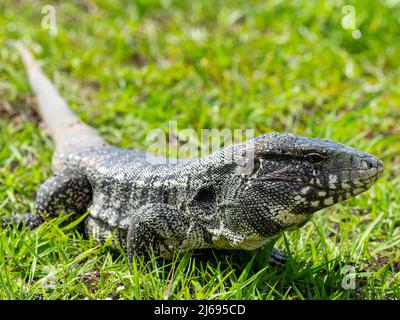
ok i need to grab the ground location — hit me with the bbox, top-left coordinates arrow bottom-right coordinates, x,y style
0,0 -> 399,299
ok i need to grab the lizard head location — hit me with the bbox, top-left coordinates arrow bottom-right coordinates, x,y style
219,132 -> 384,237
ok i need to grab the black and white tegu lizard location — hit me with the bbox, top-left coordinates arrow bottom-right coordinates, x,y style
9,42 -> 384,262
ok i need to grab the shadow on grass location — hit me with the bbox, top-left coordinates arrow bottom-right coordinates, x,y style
0,216 -> 358,299
117,243 -> 357,299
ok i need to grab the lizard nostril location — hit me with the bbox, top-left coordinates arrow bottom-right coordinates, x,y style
363,157 -> 379,170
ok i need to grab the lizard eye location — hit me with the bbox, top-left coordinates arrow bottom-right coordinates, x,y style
305,153 -> 326,164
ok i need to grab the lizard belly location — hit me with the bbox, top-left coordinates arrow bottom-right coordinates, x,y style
209,221 -> 274,250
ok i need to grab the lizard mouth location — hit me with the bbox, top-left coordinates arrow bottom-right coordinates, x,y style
224,160 -> 384,210
332,162 -> 384,193
254,172 -> 380,205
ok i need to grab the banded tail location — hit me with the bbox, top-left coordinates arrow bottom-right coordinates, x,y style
10,41 -> 107,169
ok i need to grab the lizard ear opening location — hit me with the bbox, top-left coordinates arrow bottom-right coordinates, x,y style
192,185 -> 216,205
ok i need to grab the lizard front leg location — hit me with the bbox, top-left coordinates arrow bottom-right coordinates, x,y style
127,204 -> 206,261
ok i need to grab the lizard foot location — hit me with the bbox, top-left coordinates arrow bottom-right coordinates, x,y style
268,248 -> 287,266
127,204 -> 196,262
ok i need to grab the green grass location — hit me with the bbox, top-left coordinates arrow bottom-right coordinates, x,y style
0,0 -> 399,300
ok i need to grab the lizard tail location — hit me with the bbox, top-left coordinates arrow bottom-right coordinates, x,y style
10,41 -> 107,169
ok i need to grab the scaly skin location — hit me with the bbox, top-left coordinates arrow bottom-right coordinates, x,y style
10,42 -> 384,261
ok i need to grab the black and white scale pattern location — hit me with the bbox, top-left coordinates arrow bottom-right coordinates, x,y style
34,133 -> 384,259
12,41 -> 384,260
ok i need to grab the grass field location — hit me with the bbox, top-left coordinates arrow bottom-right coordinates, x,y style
0,0 -> 399,300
